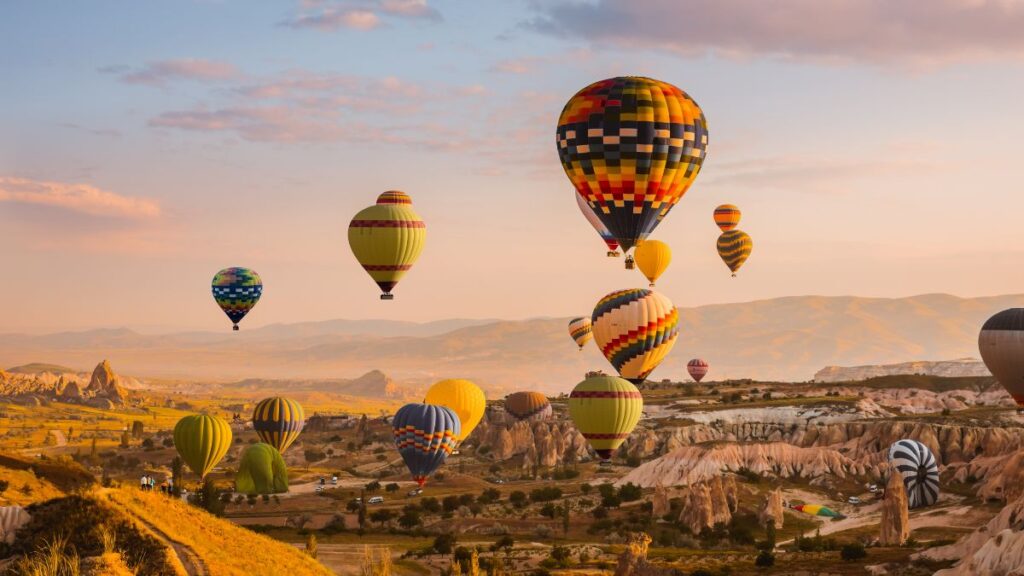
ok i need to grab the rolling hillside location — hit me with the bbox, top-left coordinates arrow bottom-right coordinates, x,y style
0,293 -> 1019,393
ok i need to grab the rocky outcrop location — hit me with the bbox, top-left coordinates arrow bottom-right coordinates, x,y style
814,358 -> 991,382
759,487 -> 784,529
651,484 -> 671,519
477,420 -> 590,465
880,467 -> 909,546
86,360 -> 127,404
59,380 -> 85,401
921,488 -> 1024,575
677,476 -> 737,534
614,532 -> 671,576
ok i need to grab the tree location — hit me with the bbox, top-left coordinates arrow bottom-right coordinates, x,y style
479,488 -> 501,504
385,482 -> 400,493
131,420 -> 144,438
841,542 -> 867,561
200,478 -> 225,517
171,456 -> 183,493
549,545 -> 570,568
306,533 -> 318,559
398,505 -> 422,529
580,483 -> 592,495
617,482 -> 642,502
369,509 -> 395,528
365,480 -> 381,492
443,495 -> 461,513
0,480 -> 8,495
601,494 -> 621,508
509,491 -> 528,509
433,533 -> 457,556
491,535 -> 514,555
119,431 -> 130,448
561,503 -> 570,535
421,497 -> 441,513
89,438 -> 98,458
358,490 -> 367,533
755,550 -> 774,567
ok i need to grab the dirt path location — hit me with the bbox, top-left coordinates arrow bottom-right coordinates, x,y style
49,430 -> 66,447
118,503 -> 207,576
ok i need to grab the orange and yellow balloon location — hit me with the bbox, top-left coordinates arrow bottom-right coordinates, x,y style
713,204 -> 741,232
717,230 -> 753,276
634,240 -> 671,287
568,317 -> 593,350
348,191 -> 425,300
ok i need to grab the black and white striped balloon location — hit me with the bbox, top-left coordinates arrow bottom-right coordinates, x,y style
888,439 -> 940,509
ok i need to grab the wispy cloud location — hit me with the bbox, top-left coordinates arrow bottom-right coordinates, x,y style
489,57 -> 545,75
0,177 -> 160,219
526,0 -> 1024,68
284,0 -> 440,31
102,59 -> 238,86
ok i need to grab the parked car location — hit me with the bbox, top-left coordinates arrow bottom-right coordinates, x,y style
407,489 -> 422,497
368,496 -> 384,504
867,484 -> 878,492
848,496 -> 861,505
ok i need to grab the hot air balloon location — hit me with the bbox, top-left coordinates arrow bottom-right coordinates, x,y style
789,504 -> 844,519
556,77 -> 708,262
568,317 -> 593,350
634,240 -> 671,287
568,375 -> 643,461
592,288 -> 679,384
348,191 -> 426,300
173,414 -> 232,480
235,443 -> 289,495
393,403 -> 460,487
979,308 -> 1024,407
717,230 -> 752,276
0,507 -> 30,545
713,204 -> 741,232
576,191 -> 620,257
888,439 -> 940,509
211,267 -> 262,331
504,391 -> 552,422
687,358 -> 709,382
252,397 -> 305,453
424,379 -> 485,443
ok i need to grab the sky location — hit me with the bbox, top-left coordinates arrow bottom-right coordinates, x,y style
3,0 -> 1024,333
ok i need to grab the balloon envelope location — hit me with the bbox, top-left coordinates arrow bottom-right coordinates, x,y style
174,414 -> 232,480
252,397 -> 305,453
888,439 -> 939,509
211,267 -> 262,330
717,230 -> 752,275
235,443 -> 289,495
789,504 -> 843,518
634,240 -> 671,287
568,376 -> 643,460
568,317 -> 593,350
714,204 -> 741,232
687,358 -> 709,383
979,308 -> 1024,407
592,288 -> 679,383
393,403 -> 460,487
424,379 -> 485,442
504,392 -> 552,422
348,191 -> 426,300
557,77 -> 709,253
575,191 -> 620,257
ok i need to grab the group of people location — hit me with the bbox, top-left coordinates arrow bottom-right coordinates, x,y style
139,474 -> 175,495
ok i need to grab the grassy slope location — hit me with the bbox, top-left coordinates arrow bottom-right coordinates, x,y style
107,488 -> 333,576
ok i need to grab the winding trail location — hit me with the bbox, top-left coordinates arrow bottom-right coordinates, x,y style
100,488 -> 207,576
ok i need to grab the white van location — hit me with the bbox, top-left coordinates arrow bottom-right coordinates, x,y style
368,496 -> 384,504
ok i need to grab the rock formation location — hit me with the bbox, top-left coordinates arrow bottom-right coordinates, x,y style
476,420 -> 590,465
86,360 -> 127,404
759,487 -> 784,529
677,476 -> 736,534
59,380 -> 85,401
814,358 -> 991,382
920,483 -> 1024,575
651,483 -> 671,519
614,532 -> 672,576
880,466 -> 909,546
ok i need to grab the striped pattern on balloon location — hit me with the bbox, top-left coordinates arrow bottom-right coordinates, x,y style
392,403 -> 460,487
212,267 -> 262,330
713,204 -> 741,231
348,191 -> 426,300
504,391 -> 553,422
716,230 -> 753,276
591,288 -> 679,384
568,376 -> 643,461
252,397 -> 305,453
568,317 -> 594,350
888,439 -> 940,509
687,358 -> 709,382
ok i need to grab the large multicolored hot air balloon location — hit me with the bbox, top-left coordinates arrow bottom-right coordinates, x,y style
568,376 -> 643,461
634,240 -> 671,287
252,397 -> 305,453
211,267 -> 262,331
789,504 -> 844,519
979,309 -> 1024,407
235,443 -> 289,495
592,288 -> 679,384
348,191 -> 426,300
717,230 -> 753,276
575,191 -> 620,257
393,403 -> 460,487
424,379 -> 485,443
569,317 -> 593,350
173,414 -> 232,480
687,358 -> 709,382
888,439 -> 940,509
504,391 -> 552,422
713,204 -> 741,232
557,77 -> 709,259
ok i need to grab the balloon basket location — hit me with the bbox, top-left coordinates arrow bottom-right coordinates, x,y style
649,283 -> 655,288
731,273 -> 737,278
380,293 -> 394,300
232,325 -> 239,331
624,257 -> 635,270
607,251 -> 620,258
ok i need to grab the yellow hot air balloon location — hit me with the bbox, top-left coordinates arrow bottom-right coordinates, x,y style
568,317 -> 593,350
348,191 -> 426,300
568,375 -> 643,461
173,414 -> 232,480
717,230 -> 753,276
424,379 -> 485,443
634,240 -> 671,287
592,288 -> 679,384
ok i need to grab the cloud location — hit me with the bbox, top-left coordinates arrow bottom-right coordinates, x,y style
526,0 -> 1024,67
489,57 -> 545,74
105,59 -> 238,86
284,0 -> 440,31
0,177 -> 161,219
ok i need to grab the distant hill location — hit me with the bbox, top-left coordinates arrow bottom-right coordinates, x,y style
814,358 -> 991,383
0,293 -> 1020,394
6,362 -> 79,374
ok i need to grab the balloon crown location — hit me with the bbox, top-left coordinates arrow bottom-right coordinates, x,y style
377,191 -> 412,205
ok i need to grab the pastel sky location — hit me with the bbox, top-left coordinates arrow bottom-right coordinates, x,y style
4,0 -> 1024,332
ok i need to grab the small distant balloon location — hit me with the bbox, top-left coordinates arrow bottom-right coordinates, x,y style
717,230 -> 753,276
504,391 -> 553,422
568,317 -> 593,350
713,204 -> 741,232
687,359 -> 709,383
634,240 -> 671,287
211,267 -> 262,331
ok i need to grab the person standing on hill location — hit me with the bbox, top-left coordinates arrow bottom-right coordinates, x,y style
149,477 -> 156,491
140,474 -> 148,491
